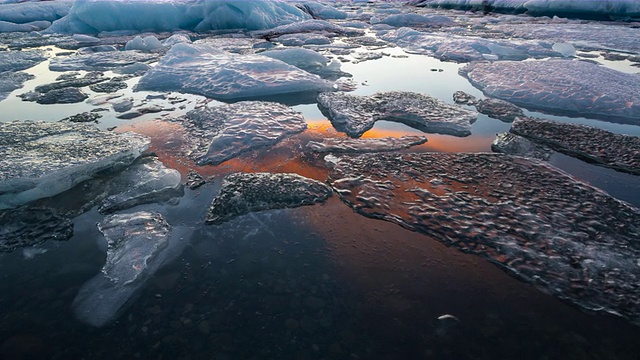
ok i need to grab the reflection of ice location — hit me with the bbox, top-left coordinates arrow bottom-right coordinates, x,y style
73,211 -> 191,327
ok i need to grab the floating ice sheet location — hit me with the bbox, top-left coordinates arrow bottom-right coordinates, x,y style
49,50 -> 160,72
318,91 -> 476,138
453,91 -> 523,122
0,71 -> 34,102
306,135 -> 428,153
0,121 -> 149,210
206,172 -> 332,225
510,117 -> 640,175
328,152 -> 640,326
73,211 -> 172,327
0,206 -> 73,253
491,132 -> 553,160
259,48 -> 347,79
136,43 -> 333,101
0,50 -> 46,72
175,101 -> 307,166
461,60 -> 640,124
252,19 -> 364,38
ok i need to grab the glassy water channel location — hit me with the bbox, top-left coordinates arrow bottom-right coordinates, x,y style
1,6 -> 640,360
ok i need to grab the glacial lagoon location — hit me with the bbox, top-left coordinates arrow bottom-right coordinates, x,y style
1,1 -> 640,359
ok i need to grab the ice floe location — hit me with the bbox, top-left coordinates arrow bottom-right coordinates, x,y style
206,172 -> 332,225
491,132 -> 553,160
0,71 -> 33,102
318,91 -> 476,138
49,50 -> 160,72
0,121 -> 149,210
510,117 -> 640,175
453,91 -> 523,122
461,60 -> 640,124
328,152 -> 640,325
252,19 -> 364,38
174,101 -> 307,166
136,43 -> 333,101
0,206 -> 73,253
0,49 -> 46,72
259,48 -> 348,79
307,135 -> 428,153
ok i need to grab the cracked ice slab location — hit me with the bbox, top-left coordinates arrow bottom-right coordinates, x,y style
0,121 -> 149,210
174,101 -> 307,166
73,211 -> 171,327
328,152 -> 640,326
136,43 -> 333,101
206,172 -> 332,225
510,117 -> 640,175
318,91 -> 476,138
306,135 -> 428,153
461,60 -> 640,124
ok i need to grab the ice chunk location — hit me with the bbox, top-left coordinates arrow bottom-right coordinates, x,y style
0,19 -> 50,32
252,19 -> 364,38
318,91 -> 476,138
174,101 -> 307,166
162,33 -> 191,47
0,71 -> 34,102
73,211 -> 171,327
259,48 -> 348,79
46,0 -> 309,35
0,207 -> 73,253
34,87 -> 88,104
475,97 -> 524,122
49,50 -> 160,72
380,13 -> 454,28
136,43 -> 333,101
328,152 -> 640,326
33,72 -> 106,93
124,35 -> 164,52
0,1 -> 71,24
510,117 -> 640,175
298,2 -> 348,20
552,42 -> 576,57
274,33 -> 332,46
0,121 -> 149,210
461,60 -> 640,124
206,172 -> 332,225
491,132 -> 553,160
98,157 -> 183,214
306,135 -> 428,153
0,50 -> 46,72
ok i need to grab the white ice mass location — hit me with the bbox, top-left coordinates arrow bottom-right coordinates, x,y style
136,43 -> 333,101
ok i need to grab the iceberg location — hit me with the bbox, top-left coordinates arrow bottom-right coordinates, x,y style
328,152 -> 640,326
318,91 -> 476,138
0,1 -> 71,24
461,60 -> 640,124
174,101 -> 307,166
0,19 -> 50,32
206,172 -> 332,225
0,121 -> 149,210
46,0 -> 309,35
136,43 -> 333,101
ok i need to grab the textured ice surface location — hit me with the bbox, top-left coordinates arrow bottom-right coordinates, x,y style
493,23 -> 640,54
298,2 -> 348,20
206,172 -> 332,225
318,91 -> 476,138
73,211 -> 171,327
0,1 -> 71,24
328,152 -> 640,325
252,19 -> 364,38
511,117 -> 640,175
0,207 -> 72,253
0,121 -> 149,210
461,60 -> 640,124
98,157 -> 183,214
453,91 -> 523,123
410,0 -> 640,20
46,0 -> 309,34
32,72 -> 106,94
0,71 -> 34,102
259,48 -> 347,79
175,101 -> 307,166
136,43 -> 333,101
379,27 -> 558,62
34,87 -> 88,104
273,33 -> 332,46
491,132 -> 553,160
307,135 -> 428,153
49,50 -> 160,71
0,50 -> 46,72
379,13 -> 454,28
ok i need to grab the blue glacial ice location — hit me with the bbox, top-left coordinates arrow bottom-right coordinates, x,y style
45,0 -> 310,35
135,43 -> 334,101
0,1 -> 71,32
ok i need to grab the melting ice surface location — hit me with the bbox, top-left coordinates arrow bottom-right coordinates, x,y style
1,0 -> 640,358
